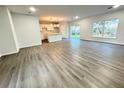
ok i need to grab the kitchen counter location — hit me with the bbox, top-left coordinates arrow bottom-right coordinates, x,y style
48,33 -> 62,42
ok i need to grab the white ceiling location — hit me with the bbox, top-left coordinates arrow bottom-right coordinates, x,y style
6,5 -> 124,22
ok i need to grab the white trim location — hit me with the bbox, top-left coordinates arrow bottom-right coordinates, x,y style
80,38 -> 124,45
0,48 -> 19,57
0,42 -> 42,57
0,54 -> 2,58
19,42 -> 42,49
7,7 -> 20,51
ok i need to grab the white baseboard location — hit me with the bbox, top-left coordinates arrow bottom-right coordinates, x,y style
0,48 -> 19,57
19,42 -> 42,49
0,42 -> 42,57
80,39 -> 124,46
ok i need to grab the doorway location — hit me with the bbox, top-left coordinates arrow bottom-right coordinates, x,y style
70,25 -> 80,39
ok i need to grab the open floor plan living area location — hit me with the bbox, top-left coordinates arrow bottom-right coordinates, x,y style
0,5 -> 124,88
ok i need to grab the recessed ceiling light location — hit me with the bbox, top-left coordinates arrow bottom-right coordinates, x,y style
113,5 -> 120,8
75,16 -> 79,19
29,6 -> 36,12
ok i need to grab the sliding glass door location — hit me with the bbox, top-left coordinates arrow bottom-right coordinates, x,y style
70,25 -> 80,39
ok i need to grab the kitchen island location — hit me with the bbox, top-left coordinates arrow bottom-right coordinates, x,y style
48,33 -> 62,42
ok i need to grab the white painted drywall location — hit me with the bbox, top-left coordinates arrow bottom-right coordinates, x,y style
12,13 -> 42,48
0,7 -> 19,56
7,8 -> 19,50
70,9 -> 124,45
59,22 -> 69,38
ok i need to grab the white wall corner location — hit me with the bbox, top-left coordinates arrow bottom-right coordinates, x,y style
7,8 -> 20,51
0,6 -> 20,57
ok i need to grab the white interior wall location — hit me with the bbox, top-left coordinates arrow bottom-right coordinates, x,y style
0,7 -> 19,56
70,9 -> 124,45
12,13 -> 42,48
59,22 -> 69,38
0,7 -> 42,57
7,8 -> 19,50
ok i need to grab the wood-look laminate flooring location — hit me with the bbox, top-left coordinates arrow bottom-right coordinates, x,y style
0,39 -> 124,88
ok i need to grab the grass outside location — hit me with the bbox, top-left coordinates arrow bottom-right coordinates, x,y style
70,35 -> 80,38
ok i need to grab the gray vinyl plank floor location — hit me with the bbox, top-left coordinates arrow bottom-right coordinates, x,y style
0,39 -> 124,88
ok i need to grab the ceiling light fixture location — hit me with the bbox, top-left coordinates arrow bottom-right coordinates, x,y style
75,16 -> 79,19
40,16 -> 64,22
113,5 -> 120,8
29,6 -> 36,12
